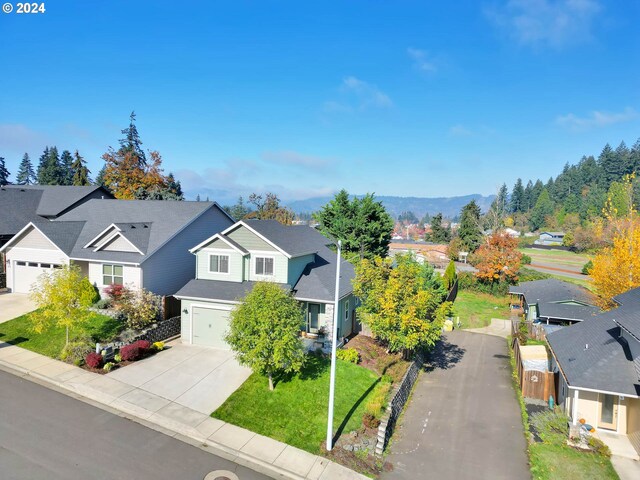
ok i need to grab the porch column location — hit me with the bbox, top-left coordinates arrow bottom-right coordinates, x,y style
572,389 -> 579,425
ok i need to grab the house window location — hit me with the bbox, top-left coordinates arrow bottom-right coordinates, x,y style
209,254 -> 229,273
255,257 -> 274,276
345,300 -> 349,319
103,264 -> 124,285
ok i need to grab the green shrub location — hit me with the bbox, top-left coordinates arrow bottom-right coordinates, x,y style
582,260 -> 593,275
114,353 -> 122,363
521,254 -> 532,265
587,436 -> 611,457
93,298 -> 111,309
336,347 -> 360,364
119,288 -> 162,331
103,362 -> 115,372
443,260 -> 457,289
518,267 -> 551,282
59,337 -> 93,365
457,271 -> 509,296
152,341 -> 165,351
530,408 -> 569,444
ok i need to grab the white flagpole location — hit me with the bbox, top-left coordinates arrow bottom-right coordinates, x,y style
326,240 -> 342,451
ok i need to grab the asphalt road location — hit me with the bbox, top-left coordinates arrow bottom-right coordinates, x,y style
382,331 -> 530,480
0,369 -> 269,480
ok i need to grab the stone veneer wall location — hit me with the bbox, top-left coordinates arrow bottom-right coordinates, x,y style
375,350 -> 426,456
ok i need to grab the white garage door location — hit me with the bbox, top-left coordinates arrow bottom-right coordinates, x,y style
192,307 -> 231,349
13,261 -> 60,293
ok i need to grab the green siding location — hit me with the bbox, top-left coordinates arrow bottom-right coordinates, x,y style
248,253 -> 289,283
287,254 -> 315,285
227,225 -> 277,252
200,237 -> 233,250
196,250 -> 244,282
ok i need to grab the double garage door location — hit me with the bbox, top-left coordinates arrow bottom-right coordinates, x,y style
192,306 -> 231,349
13,261 -> 61,293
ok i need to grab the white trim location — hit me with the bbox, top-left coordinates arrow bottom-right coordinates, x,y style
140,203 -> 234,265
295,292 -> 352,304
189,233 -> 248,255
84,223 -> 120,249
208,253 -> 231,275
0,222 -> 66,254
189,302 -> 233,345
571,385 -> 638,399
175,295 -> 241,305
70,257 -> 140,266
93,231 -> 145,255
253,254 -> 276,278
597,392 -> 621,432
221,221 -> 291,258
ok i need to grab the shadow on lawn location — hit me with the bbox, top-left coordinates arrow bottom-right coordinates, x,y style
274,354 -> 328,387
87,316 -> 123,343
333,377 -> 380,444
5,336 -> 28,346
423,339 -> 465,372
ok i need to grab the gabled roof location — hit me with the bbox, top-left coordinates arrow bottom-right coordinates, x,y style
189,232 -> 249,255
547,315 -> 639,397
292,246 -> 356,302
611,288 -> 640,341
0,187 -> 44,236
2,184 -> 112,217
509,279 -> 600,321
0,221 -> 85,256
219,220 -> 332,258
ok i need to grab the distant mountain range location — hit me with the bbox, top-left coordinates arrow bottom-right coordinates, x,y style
287,194 -> 496,219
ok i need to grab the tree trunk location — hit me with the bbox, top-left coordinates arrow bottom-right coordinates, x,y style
268,373 -> 274,391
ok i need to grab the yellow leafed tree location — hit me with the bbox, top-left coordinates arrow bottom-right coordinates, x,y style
591,174 -> 640,307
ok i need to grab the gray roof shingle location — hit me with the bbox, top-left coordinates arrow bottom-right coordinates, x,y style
547,313 -> 640,396
175,279 -> 290,302
243,220 -> 332,257
611,289 -> 640,340
0,187 -> 44,236
3,184 -> 112,217
292,246 -> 356,302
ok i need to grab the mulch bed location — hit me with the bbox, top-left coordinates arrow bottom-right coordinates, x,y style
345,335 -> 411,383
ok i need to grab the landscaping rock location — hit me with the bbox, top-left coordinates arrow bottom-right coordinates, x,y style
343,444 -> 354,452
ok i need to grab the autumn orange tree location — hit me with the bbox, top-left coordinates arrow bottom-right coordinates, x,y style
102,112 -> 175,200
472,231 -> 522,285
591,174 -> 640,307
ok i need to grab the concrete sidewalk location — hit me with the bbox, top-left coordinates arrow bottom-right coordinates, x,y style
464,318 -> 511,338
0,342 -> 367,480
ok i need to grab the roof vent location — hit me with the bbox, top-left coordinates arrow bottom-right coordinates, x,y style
131,225 -> 136,229
143,225 -> 148,228
585,343 -> 589,350
101,195 -> 105,199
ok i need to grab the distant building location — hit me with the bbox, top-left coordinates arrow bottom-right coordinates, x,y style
535,231 -> 565,246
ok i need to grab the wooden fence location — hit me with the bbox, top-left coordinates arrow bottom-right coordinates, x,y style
162,295 -> 182,321
511,319 -> 547,341
511,338 -> 556,402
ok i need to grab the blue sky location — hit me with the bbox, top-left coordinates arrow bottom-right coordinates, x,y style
1,1 -> 639,204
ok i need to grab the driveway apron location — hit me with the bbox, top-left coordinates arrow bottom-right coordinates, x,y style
382,330 -> 530,480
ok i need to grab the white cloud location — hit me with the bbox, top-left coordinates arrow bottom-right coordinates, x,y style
486,0 -> 601,49
449,125 -> 474,137
0,124 -> 52,152
262,151 -> 334,171
555,107 -> 638,131
407,48 -> 437,72
326,76 -> 393,111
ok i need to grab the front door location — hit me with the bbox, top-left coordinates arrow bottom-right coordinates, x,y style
599,393 -> 618,430
308,303 -> 320,333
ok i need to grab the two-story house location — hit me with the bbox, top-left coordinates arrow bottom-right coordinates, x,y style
174,220 -> 357,349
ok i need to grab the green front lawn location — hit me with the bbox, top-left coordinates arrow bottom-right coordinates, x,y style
530,442 -> 619,480
0,310 -> 122,358
453,290 -> 511,329
212,355 -> 380,454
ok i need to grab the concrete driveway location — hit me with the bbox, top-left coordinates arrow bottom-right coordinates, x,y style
382,330 -> 530,480
0,293 -> 36,323
108,342 -> 251,414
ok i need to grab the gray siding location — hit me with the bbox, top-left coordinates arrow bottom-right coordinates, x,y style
287,253 -> 315,286
200,237 -> 233,250
196,250 -> 244,282
142,206 -> 234,296
14,227 -> 57,250
101,234 -> 139,253
227,225 -> 277,252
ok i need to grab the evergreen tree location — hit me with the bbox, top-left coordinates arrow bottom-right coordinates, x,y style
457,201 -> 483,252
165,173 -> 184,199
598,143 -> 624,186
225,196 -> 252,219
419,212 -> 431,225
119,111 -> 146,166
196,194 -> 201,202
523,180 -> 534,211
398,211 -> 418,224
16,153 -> 36,185
530,180 -> 544,209
94,164 -> 107,186
510,178 -> 525,213
0,157 -> 10,185
71,150 -> 92,186
530,188 -> 554,231
36,146 -> 50,184
37,146 -> 63,185
60,150 -> 74,185
427,213 -> 451,243
628,139 -> 640,175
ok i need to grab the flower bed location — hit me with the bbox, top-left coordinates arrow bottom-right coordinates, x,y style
81,341 -> 165,374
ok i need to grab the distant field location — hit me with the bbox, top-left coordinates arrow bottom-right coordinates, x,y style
520,248 -> 591,268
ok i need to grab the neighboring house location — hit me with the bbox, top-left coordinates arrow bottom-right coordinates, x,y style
509,279 -> 600,325
175,220 -> 357,350
0,199 -> 234,296
547,288 -> 640,453
0,185 -> 113,248
535,231 -> 565,246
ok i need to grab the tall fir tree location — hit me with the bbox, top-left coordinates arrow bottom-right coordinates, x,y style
598,143 -> 624,186
0,157 -> 10,186
165,173 -> 184,199
37,146 -> 63,185
16,153 -> 36,185
457,200 -> 483,251
530,188 -> 554,231
94,164 -> 107,186
427,213 -> 451,243
71,150 -> 92,186
36,146 -> 50,184
60,150 -> 74,185
119,111 -> 146,166
510,178 -> 525,213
